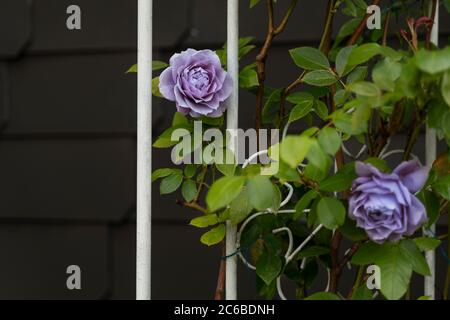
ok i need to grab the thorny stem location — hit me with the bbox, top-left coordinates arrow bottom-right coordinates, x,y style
382,10 -> 392,46
215,242 -> 226,300
347,265 -> 365,299
347,0 -> 382,45
319,0 -> 338,53
278,0 -> 337,126
445,212 -> 450,300
255,0 -> 298,132
176,200 -> 207,214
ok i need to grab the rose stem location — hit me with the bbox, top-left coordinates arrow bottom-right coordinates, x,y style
255,0 -> 298,135
214,242 -> 226,300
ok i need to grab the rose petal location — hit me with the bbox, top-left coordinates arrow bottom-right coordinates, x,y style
393,160 -> 430,193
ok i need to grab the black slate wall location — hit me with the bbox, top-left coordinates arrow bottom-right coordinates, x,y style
0,0 -> 448,299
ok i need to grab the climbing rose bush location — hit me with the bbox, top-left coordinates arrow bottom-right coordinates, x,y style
349,160 -> 429,243
159,49 -> 232,118
133,0 -> 450,301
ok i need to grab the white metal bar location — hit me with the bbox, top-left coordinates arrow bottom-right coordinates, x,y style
226,0 -> 239,301
424,0 -> 439,300
136,0 -> 153,300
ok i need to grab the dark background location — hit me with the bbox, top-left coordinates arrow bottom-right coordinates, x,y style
0,0 -> 449,299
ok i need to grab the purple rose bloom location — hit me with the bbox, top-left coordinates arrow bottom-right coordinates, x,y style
349,160 -> 429,243
159,49 -> 233,118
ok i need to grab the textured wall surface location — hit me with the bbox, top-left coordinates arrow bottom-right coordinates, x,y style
0,0 -> 448,299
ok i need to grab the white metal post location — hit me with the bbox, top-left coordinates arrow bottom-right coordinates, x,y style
424,0 -> 439,300
226,0 -> 239,300
136,0 -> 153,300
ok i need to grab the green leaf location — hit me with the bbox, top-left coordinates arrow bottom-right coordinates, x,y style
152,77 -> 163,98
340,218 -> 367,242
432,174 -> 450,200
303,70 -> 337,87
351,284 -> 374,300
336,45 -> 355,76
297,245 -> 330,258
229,188 -> 254,225
152,168 -> 180,182
347,81 -> 381,97
181,179 -> 197,202
314,100 -> 329,120
318,127 -> 341,155
126,64 -> 138,73
445,0 -> 450,13
153,123 -> 192,148
206,176 -> 246,212
288,100 -> 314,123
262,88 -> 283,123
289,47 -> 330,70
286,91 -> 314,104
247,176 -> 281,211
347,43 -> 381,67
364,157 -> 390,173
126,60 -> 168,73
400,240 -> 430,276
239,67 -> 259,88
183,164 -> 197,178
200,224 -> 226,246
414,47 -> 450,74
249,0 -> 261,8
190,214 -> 218,228
215,149 -> 236,177
160,172 -> 183,194
378,244 -> 413,300
351,104 -> 371,134
152,60 -> 169,71
256,253 -> 282,285
346,66 -> 368,84
172,112 -> 189,126
319,169 -> 356,192
306,140 -> 329,172
279,136 -> 312,168
352,242 -> 385,265
305,292 -> 340,300
372,58 -> 401,92
413,237 -> 441,252
442,71 -> 450,107
317,197 -> 346,230
417,190 -> 440,227
294,190 -> 318,219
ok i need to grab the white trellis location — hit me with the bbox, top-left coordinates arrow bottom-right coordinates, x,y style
136,0 -> 439,300
136,0 -> 153,300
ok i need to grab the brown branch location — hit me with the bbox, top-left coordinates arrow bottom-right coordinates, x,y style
214,242 -> 226,300
382,10 -> 392,46
319,0 -> 338,53
255,0 -> 298,132
347,0 -> 382,46
274,0 -> 298,35
328,84 -> 347,293
372,102 -> 404,156
176,200 -> 207,214
403,109 -> 425,160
